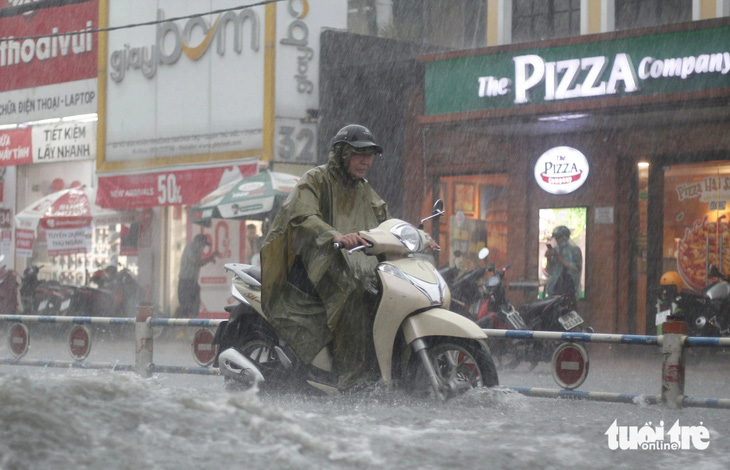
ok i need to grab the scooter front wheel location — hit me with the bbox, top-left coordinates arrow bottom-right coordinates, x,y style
406,337 -> 498,400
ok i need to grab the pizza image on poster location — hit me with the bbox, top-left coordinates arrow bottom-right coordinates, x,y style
677,216 -> 730,291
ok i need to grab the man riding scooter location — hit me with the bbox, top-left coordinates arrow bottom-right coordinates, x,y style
261,124 -> 438,392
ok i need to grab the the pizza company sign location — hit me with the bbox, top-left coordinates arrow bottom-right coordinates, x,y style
534,146 -> 589,194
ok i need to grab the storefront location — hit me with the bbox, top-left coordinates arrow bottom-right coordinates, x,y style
410,18 -> 730,334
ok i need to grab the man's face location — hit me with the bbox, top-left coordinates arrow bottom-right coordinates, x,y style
347,149 -> 375,179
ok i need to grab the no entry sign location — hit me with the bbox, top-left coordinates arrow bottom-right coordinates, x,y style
192,328 -> 217,367
551,342 -> 589,390
68,325 -> 92,361
8,323 -> 29,358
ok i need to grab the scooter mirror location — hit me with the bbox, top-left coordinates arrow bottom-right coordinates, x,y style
419,199 -> 446,228
478,247 -> 489,260
432,199 -> 444,214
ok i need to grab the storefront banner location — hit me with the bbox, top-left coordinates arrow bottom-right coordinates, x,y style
0,128 -> 33,166
103,0 -> 265,163
32,120 -> 96,163
425,23 -> 730,116
0,1 -> 98,125
0,121 -> 96,167
45,227 -> 92,256
273,0 -> 346,165
96,160 -> 259,209
15,229 -> 34,258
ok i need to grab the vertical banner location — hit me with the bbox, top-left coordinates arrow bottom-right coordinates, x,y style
197,219 -> 242,318
15,229 -> 34,258
274,0 -> 347,165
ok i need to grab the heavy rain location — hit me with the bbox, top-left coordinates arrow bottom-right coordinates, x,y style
1,1 -> 730,469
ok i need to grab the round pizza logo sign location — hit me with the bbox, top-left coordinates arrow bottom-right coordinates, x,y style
534,146 -> 589,194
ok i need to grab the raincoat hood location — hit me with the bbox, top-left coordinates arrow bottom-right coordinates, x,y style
259,150 -> 389,363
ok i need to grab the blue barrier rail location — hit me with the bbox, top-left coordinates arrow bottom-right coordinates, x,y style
1,315 -> 727,408
0,313 -> 225,377
483,321 -> 730,409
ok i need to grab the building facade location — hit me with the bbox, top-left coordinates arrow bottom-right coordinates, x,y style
403,4 -> 730,334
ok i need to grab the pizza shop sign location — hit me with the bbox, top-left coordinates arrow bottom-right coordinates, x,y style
534,146 -> 589,195
424,24 -> 730,115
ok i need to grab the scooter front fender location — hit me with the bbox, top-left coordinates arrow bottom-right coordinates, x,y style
402,308 -> 488,344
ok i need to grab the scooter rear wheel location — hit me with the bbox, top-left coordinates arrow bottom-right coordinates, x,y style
406,337 -> 498,399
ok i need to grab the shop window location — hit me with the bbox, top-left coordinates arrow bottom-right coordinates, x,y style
438,174 -> 508,270
663,162 -> 730,293
513,0 -> 580,44
351,0 -> 488,49
538,207 -> 587,299
348,0 -> 378,35
615,0 -> 691,31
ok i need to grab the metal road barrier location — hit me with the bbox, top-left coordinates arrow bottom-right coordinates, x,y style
483,316 -> 730,409
2,311 -> 728,409
0,306 -> 225,377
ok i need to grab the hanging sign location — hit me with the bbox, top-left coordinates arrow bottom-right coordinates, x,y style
46,227 -> 92,256
534,146 -> 589,194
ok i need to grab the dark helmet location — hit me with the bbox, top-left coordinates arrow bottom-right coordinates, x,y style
330,124 -> 383,154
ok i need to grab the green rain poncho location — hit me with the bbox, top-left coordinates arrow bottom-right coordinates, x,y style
261,145 -> 389,390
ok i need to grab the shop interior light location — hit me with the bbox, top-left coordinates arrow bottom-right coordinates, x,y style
61,113 -> 98,123
2,113 -> 98,130
537,113 -> 589,122
638,161 -> 650,168
23,117 -> 61,126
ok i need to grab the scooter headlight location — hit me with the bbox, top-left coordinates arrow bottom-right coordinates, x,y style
391,223 -> 422,252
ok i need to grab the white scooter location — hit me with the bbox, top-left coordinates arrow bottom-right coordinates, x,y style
213,200 -> 498,400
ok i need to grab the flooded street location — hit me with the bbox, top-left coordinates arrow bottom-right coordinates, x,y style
1,328 -> 729,469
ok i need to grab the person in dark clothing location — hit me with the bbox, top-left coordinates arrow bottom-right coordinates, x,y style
177,234 -> 218,318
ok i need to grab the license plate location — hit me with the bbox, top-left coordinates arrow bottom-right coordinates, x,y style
558,310 -> 584,330
61,299 -> 71,311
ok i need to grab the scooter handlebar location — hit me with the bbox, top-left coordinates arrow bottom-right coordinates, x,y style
333,242 -> 367,254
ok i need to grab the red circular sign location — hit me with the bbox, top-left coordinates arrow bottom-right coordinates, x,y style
8,323 -> 29,358
551,342 -> 589,390
68,325 -> 92,361
192,328 -> 217,366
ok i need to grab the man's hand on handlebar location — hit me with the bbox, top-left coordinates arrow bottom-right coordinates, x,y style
333,233 -> 368,249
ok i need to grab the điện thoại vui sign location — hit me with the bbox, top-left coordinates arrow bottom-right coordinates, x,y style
424,24 -> 730,116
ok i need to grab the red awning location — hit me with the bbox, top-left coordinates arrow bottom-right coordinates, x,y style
96,161 -> 258,210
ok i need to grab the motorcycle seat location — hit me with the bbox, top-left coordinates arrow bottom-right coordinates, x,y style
243,265 -> 261,282
519,295 -> 564,319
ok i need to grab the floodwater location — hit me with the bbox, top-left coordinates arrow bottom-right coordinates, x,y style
0,326 -> 729,470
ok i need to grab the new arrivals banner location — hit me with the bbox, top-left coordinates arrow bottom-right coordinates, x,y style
96,160 -> 258,209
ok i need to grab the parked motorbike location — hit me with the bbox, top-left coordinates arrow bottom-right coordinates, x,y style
213,200 -> 499,400
440,248 -> 491,319
0,256 -> 19,315
656,266 -> 730,338
69,265 -> 144,318
20,265 -> 76,316
474,263 -> 589,369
